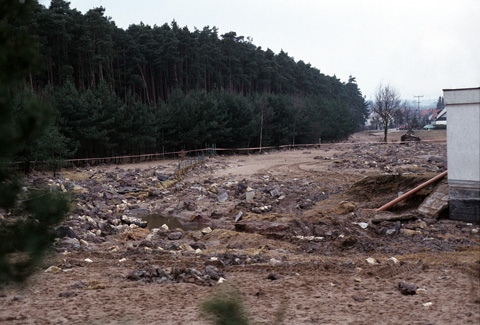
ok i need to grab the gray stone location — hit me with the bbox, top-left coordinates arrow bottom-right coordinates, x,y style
266,273 -> 282,280
418,183 -> 449,218
245,190 -> 255,202
217,192 -> 229,202
270,188 -> 281,197
121,215 -> 148,228
72,184 -> 88,194
56,237 -> 81,251
191,231 -> 203,241
205,265 -> 225,281
167,232 -> 183,240
55,226 -> 79,239
126,208 -> 150,218
398,281 -> 417,295
117,186 -> 142,194
157,174 -> 168,181
386,228 -> 397,235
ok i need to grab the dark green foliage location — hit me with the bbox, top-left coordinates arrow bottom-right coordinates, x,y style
436,96 -> 445,110
9,0 -> 369,160
345,76 -> 369,132
201,286 -> 250,325
0,190 -> 70,284
0,0 -> 69,286
0,170 -> 21,211
12,88 -> 74,172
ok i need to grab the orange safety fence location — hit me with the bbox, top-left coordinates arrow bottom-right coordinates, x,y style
7,138 -> 447,165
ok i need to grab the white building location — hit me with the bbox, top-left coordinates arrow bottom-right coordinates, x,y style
434,107 -> 447,127
444,87 -> 480,223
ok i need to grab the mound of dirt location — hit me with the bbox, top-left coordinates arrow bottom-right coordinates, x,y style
344,174 -> 438,210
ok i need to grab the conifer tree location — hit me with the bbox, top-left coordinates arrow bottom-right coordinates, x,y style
0,0 -> 69,286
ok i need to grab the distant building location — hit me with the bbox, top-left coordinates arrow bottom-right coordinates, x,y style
366,117 -> 382,130
421,108 -> 441,123
434,107 -> 447,127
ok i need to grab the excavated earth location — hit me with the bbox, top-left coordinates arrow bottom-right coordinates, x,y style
1,130 -> 479,324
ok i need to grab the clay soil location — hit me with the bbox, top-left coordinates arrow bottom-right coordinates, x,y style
1,130 -> 479,324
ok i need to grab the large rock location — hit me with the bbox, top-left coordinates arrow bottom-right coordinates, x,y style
245,190 -> 255,202
418,183 -> 449,218
121,215 -> 148,228
72,184 -> 88,194
167,231 -> 183,240
398,281 -> 417,295
204,265 -> 225,281
55,237 -> 81,251
191,231 -> 203,241
126,208 -> 150,218
55,226 -> 79,239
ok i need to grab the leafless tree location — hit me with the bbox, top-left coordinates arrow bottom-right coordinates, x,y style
371,84 -> 402,142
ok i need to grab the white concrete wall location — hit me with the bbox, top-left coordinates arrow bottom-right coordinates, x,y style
445,88 -> 480,183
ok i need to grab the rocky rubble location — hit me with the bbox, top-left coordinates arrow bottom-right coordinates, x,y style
4,132 -> 480,325
326,143 -> 446,174
127,265 -> 225,286
11,141 -> 478,290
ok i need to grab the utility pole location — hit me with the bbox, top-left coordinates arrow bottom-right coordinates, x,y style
414,95 -> 424,110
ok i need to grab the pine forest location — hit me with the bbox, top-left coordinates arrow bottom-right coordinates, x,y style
7,0 -> 369,165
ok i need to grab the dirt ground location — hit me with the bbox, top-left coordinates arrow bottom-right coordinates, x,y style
1,130 -> 479,324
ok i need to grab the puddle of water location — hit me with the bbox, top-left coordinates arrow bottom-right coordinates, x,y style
142,214 -> 204,231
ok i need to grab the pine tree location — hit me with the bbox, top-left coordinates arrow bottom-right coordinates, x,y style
0,0 -> 70,286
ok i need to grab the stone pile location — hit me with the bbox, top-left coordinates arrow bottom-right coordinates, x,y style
127,265 -> 225,286
327,143 -> 446,174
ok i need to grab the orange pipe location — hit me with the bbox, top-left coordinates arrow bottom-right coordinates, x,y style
377,170 -> 448,211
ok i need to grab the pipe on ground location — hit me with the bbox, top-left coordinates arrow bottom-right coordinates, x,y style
376,170 -> 448,212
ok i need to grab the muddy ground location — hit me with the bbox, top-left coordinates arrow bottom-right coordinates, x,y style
1,130 -> 479,324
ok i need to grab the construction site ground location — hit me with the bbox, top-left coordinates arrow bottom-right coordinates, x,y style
1,129 -> 479,324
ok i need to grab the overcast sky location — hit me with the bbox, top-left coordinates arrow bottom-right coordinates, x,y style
39,0 -> 480,105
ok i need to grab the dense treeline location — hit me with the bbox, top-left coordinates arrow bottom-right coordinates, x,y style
1,0 -> 70,284
10,0 -> 368,163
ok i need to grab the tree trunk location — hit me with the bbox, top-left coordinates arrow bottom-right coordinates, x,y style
138,63 -> 151,106
383,122 -> 388,143
259,110 -> 263,153
99,62 -> 104,81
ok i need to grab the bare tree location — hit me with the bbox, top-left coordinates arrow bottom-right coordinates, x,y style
371,84 -> 402,142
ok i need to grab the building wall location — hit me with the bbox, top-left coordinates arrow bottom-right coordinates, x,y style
444,87 -> 480,223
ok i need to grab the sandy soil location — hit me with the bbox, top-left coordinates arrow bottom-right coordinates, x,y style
1,130 -> 479,325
